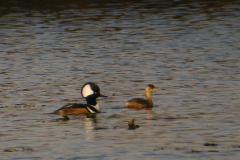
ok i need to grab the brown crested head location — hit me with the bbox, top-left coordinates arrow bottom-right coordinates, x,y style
146,84 -> 158,92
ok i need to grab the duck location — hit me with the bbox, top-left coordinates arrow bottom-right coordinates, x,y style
124,84 -> 158,109
53,82 -> 107,115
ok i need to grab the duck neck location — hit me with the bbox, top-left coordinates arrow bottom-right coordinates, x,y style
145,90 -> 153,107
85,96 -> 100,113
86,97 -> 97,106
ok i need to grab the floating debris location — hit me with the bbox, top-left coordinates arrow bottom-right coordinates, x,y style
0,104 -> 37,108
3,147 -> 34,152
204,143 -> 218,146
4,148 -> 19,152
128,119 -> 140,130
208,150 -> 219,152
191,150 -> 204,153
153,147 -> 165,151
94,126 -> 109,130
108,114 -> 122,119
164,117 -> 177,120
175,147 -> 187,150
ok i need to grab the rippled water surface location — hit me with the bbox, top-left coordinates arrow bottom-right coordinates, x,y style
0,0 -> 240,159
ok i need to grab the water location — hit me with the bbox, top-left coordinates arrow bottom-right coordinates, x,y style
0,0 -> 240,159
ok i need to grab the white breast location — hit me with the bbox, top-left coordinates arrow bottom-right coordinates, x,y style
87,104 -> 100,113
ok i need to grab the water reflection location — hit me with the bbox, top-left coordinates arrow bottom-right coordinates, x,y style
146,108 -> 153,116
84,119 -> 95,141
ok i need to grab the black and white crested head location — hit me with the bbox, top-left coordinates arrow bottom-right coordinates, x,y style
81,82 -> 94,98
81,82 -> 107,98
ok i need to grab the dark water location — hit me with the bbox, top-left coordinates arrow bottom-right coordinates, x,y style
0,0 -> 240,159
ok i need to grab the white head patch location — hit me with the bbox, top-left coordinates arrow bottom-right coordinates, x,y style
82,84 -> 94,98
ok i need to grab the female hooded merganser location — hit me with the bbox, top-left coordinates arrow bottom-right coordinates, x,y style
124,84 -> 158,109
53,82 -> 107,115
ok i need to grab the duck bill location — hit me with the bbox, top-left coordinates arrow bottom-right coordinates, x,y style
99,94 -> 108,97
153,88 -> 158,91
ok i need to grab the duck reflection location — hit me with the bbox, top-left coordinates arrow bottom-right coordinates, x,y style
84,118 -> 96,141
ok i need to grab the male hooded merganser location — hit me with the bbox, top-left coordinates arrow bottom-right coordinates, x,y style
124,84 -> 158,109
53,82 -> 107,115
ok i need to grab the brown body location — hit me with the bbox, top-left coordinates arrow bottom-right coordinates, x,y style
124,84 -> 158,109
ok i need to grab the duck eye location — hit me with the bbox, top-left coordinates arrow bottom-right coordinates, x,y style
95,92 -> 97,94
